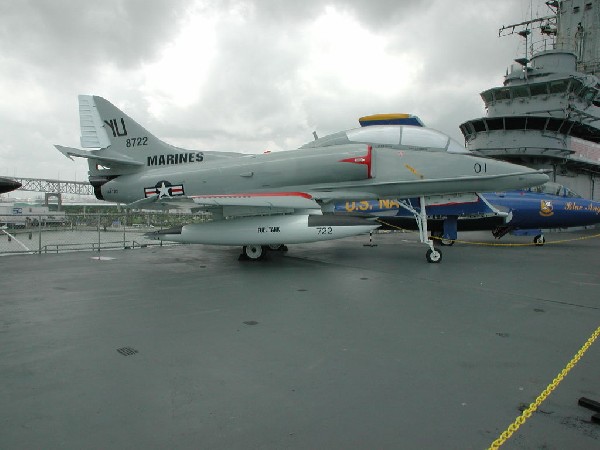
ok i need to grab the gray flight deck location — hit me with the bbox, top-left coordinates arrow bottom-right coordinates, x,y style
1,230 -> 599,449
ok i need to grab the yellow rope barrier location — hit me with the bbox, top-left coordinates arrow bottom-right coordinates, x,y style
488,325 -> 600,449
374,218 -> 600,447
375,219 -> 600,247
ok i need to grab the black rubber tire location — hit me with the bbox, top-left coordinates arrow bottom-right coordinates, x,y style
426,248 -> 442,263
243,245 -> 266,260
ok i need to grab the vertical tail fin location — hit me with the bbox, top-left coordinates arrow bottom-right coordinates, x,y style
58,95 -> 240,187
78,95 -> 170,153
72,95 -> 206,179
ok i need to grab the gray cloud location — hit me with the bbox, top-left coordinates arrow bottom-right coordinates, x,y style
0,0 -> 550,182
161,0 -> 527,147
0,0 -> 188,69
238,0 -> 428,28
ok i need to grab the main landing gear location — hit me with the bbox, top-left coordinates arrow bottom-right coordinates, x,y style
431,230 -> 455,246
240,245 -> 267,261
399,196 -> 442,263
533,234 -> 546,246
268,244 -> 288,252
239,244 -> 289,261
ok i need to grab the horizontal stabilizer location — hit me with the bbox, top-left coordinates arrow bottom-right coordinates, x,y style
55,145 -> 145,166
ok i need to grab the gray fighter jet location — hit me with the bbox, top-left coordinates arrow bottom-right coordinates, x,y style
56,96 -> 548,262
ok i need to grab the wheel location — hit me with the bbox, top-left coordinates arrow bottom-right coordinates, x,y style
242,245 -> 267,260
440,238 -> 455,246
268,244 -> 288,251
426,248 -> 442,263
533,234 -> 545,246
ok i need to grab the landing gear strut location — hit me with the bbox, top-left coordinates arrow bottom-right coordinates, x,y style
400,196 -> 442,263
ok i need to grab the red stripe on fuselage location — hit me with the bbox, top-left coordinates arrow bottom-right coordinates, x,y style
190,192 -> 314,199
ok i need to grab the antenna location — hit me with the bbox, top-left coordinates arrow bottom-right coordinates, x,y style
519,28 -> 531,61
498,0 -> 557,51
498,1 -> 559,76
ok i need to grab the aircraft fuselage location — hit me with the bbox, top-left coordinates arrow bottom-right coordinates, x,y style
97,144 -> 548,204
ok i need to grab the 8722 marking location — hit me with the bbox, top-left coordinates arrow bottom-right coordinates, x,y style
126,137 -> 148,147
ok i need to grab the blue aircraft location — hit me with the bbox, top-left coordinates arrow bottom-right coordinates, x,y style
333,182 -> 600,245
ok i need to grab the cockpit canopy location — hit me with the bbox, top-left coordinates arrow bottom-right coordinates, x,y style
527,182 -> 581,198
301,125 -> 468,154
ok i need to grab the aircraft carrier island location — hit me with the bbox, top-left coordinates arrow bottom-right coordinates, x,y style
460,0 -> 600,199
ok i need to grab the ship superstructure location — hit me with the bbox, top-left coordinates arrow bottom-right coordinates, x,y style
460,0 -> 600,198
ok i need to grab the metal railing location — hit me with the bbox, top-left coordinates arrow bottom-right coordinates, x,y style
0,211 -> 201,255
40,240 -> 152,254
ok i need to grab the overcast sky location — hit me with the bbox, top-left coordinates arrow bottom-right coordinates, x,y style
0,0 -> 551,185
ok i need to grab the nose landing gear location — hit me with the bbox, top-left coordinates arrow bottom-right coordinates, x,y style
400,196 -> 443,263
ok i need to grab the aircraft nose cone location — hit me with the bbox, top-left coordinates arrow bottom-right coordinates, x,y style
0,177 -> 22,194
521,170 -> 550,187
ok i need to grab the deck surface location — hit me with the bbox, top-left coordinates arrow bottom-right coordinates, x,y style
1,230 -> 599,449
